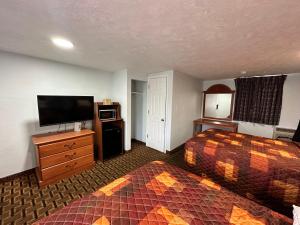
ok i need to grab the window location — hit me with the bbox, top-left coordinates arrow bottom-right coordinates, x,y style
233,75 -> 286,125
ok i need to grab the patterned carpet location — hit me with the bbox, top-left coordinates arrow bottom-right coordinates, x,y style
0,141 -> 186,225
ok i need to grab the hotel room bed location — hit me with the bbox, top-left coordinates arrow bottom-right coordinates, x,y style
33,161 -> 292,225
184,129 -> 300,218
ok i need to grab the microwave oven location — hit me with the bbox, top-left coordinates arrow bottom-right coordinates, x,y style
99,109 -> 117,121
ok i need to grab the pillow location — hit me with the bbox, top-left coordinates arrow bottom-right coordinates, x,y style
294,205 -> 300,225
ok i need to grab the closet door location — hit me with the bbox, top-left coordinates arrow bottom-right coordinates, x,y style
146,76 -> 167,152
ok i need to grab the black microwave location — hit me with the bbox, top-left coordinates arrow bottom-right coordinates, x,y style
99,109 -> 117,121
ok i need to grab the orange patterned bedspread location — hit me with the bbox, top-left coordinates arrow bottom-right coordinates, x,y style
185,129 -> 300,218
33,161 -> 292,225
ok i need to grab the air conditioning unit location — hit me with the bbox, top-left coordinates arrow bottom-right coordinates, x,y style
273,127 -> 295,140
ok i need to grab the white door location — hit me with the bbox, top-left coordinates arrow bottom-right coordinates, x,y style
146,76 -> 167,152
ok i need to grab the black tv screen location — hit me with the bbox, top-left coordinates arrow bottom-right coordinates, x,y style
37,95 -> 94,126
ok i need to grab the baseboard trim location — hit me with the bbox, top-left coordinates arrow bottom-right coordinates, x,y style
0,168 -> 35,182
166,143 -> 185,154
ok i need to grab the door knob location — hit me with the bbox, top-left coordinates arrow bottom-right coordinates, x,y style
161,119 -> 165,122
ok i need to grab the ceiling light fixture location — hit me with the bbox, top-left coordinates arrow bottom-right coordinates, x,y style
51,37 -> 74,49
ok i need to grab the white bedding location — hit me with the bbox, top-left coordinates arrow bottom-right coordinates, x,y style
294,205 -> 300,225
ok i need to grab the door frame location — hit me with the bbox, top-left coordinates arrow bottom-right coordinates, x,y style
146,73 -> 168,153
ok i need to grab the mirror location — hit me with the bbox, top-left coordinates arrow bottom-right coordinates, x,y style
204,94 -> 232,118
203,84 -> 235,120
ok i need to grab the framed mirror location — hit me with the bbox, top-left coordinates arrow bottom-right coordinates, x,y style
203,84 -> 235,120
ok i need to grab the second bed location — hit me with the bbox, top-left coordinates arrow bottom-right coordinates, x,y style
185,129 -> 300,217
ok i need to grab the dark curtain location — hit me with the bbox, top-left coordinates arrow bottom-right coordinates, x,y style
233,75 -> 286,125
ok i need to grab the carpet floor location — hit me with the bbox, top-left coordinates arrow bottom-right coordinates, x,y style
0,141 -> 187,225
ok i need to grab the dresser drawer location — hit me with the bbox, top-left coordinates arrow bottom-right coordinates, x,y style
40,145 -> 93,169
39,135 -> 93,157
41,154 -> 93,181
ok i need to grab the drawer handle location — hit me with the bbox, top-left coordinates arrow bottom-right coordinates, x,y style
64,142 -> 76,149
64,152 -> 77,159
65,162 -> 77,168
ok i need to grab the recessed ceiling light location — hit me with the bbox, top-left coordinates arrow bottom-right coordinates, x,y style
51,37 -> 74,49
241,71 -> 247,75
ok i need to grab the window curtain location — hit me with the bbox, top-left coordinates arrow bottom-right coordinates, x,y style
233,75 -> 286,125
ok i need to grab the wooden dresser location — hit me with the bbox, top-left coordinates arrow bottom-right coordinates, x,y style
32,129 -> 95,187
193,118 -> 238,136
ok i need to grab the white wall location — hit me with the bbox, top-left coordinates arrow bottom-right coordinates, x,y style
0,51 -> 113,178
111,69 -> 131,151
202,73 -> 300,137
131,80 -> 147,142
279,74 -> 300,129
170,71 -> 202,150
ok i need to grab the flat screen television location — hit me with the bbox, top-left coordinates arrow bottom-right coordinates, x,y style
37,95 -> 94,126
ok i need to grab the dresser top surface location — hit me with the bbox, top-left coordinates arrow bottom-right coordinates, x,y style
32,129 -> 95,145
194,118 -> 238,127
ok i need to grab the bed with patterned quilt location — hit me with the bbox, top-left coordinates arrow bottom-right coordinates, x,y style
33,161 -> 292,225
184,128 -> 300,218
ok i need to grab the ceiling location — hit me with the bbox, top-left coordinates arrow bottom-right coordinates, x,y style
1,0 -> 300,79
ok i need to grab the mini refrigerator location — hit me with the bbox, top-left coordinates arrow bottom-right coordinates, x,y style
102,125 -> 122,159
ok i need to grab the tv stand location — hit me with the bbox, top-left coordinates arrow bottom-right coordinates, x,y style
93,102 -> 124,161
32,129 -> 95,187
